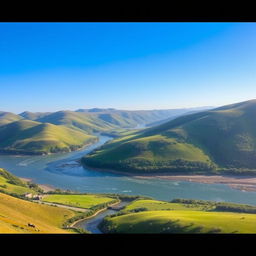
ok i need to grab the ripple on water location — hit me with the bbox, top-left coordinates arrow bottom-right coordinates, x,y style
2,135 -> 256,206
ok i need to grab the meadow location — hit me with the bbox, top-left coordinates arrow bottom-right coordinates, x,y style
99,199 -> 256,233
42,194 -> 117,209
0,192 -> 76,233
0,168 -> 38,195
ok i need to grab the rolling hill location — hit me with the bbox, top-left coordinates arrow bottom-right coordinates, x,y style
0,119 -> 97,154
19,111 -> 51,121
0,111 -> 23,126
0,192 -> 76,233
21,108 -> 209,132
0,168 -> 39,196
99,199 -> 256,234
35,110 -> 118,133
83,99 -> 256,174
0,106 -> 211,155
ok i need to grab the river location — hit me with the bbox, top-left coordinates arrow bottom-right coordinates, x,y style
1,135 -> 256,205
73,201 -> 131,234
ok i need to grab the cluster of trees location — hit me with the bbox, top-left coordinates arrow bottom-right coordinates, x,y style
63,198 -> 119,229
0,149 -> 45,155
128,207 -> 148,213
171,198 -> 256,214
27,182 -> 44,193
84,157 -> 217,174
215,202 -> 256,214
46,189 -> 80,195
97,218 -> 116,233
218,167 -> 256,175
171,198 -> 216,205
0,168 -> 26,187
108,194 -> 152,201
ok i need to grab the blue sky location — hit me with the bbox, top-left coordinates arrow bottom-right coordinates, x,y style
0,22 -> 256,113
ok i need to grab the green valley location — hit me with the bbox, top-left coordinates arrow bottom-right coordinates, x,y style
0,107 -> 202,155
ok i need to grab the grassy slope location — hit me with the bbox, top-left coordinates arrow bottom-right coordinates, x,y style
0,176 -> 35,195
0,192 -> 76,233
19,111 -> 51,121
84,134 -> 212,173
36,111 -> 118,133
0,168 -> 37,195
84,99 -> 256,173
42,194 -> 116,209
0,108 -> 203,155
0,119 -> 97,154
0,112 -> 23,126
100,199 -> 256,233
103,210 -> 256,234
28,109 -> 197,132
124,199 -> 213,211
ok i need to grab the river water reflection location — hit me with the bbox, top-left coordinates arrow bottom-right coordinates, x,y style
1,135 -> 256,205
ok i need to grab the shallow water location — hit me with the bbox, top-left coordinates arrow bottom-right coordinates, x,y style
74,201 -> 131,234
1,135 -> 256,205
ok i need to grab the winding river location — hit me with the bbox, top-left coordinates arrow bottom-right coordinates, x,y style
73,200 -> 131,234
1,135 -> 256,205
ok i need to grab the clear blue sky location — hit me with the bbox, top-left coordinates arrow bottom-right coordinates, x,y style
0,22 -> 256,113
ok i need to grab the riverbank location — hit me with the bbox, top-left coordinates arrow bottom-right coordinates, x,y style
70,199 -> 121,229
82,164 -> 256,192
20,177 -> 56,192
136,174 -> 256,192
0,137 -> 99,157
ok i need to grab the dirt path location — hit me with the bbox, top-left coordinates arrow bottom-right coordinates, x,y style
34,200 -> 89,212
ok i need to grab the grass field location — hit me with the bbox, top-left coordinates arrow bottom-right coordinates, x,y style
0,192 -> 76,233
0,168 -> 38,195
42,194 -> 116,209
0,176 -> 35,195
100,199 -> 256,233
102,210 -> 256,233
123,199 -> 214,212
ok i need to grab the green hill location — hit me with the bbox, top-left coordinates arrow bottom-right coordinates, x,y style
0,168 -> 42,195
99,199 -> 256,233
36,111 -> 118,133
25,108 -> 205,132
0,119 -> 97,154
76,108 -> 207,128
0,192 -> 76,233
19,111 -> 51,121
0,111 -> 23,126
0,107 -> 212,155
83,99 -> 256,174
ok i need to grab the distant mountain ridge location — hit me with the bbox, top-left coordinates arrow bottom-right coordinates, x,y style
0,112 -> 23,126
0,106 -> 210,155
18,107 -> 213,131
